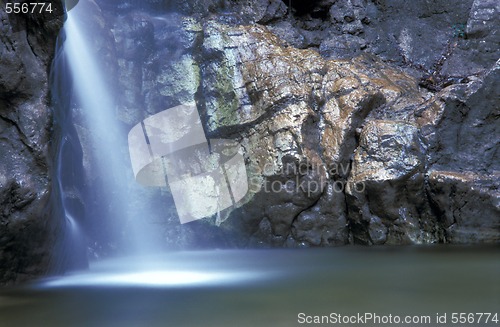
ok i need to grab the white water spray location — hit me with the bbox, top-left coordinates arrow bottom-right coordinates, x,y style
60,4 -> 163,256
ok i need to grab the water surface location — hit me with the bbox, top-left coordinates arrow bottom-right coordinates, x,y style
1,247 -> 498,326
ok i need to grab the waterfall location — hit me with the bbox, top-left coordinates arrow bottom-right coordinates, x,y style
51,1 -> 165,265
49,32 -> 87,273
49,0 -> 243,269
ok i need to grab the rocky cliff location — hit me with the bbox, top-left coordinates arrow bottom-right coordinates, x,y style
0,2 -> 65,284
0,0 -> 498,283
94,0 -> 498,248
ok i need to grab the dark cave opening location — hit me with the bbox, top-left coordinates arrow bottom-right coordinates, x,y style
282,0 -> 330,19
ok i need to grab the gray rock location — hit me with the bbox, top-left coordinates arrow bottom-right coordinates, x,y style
428,171 -> 499,243
320,34 -> 366,59
442,0 -> 500,77
416,59 -> 500,173
414,59 -> 500,244
264,0 -> 499,85
0,4 -> 64,284
329,0 -> 366,35
267,20 -> 307,48
346,120 -> 437,245
291,183 -> 349,247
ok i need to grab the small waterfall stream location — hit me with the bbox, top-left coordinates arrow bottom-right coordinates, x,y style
51,1 -> 166,261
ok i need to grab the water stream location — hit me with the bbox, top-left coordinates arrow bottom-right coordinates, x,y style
53,1 -> 167,258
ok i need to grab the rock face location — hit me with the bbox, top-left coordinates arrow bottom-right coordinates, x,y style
193,23 -> 433,246
0,0 -> 498,283
418,60 -> 500,243
0,4 -> 64,284
89,0 -> 498,248
270,0 -> 499,89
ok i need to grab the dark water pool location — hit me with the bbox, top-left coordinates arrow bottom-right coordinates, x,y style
0,247 -> 499,326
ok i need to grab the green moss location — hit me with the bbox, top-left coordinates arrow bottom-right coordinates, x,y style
200,22 -> 244,131
157,55 -> 200,104
212,60 -> 240,128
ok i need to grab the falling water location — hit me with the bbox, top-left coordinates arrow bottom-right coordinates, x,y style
53,2 -> 164,258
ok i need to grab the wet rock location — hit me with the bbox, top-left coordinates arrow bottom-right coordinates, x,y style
442,0 -> 500,77
0,4 -> 64,284
200,23 -> 324,132
416,59 -> 500,173
290,183 -> 349,247
103,6 -> 498,247
142,14 -> 203,115
346,120 -> 438,245
191,20 -> 440,246
262,0 -> 500,86
61,2 -> 500,250
319,34 -> 366,59
428,171 -> 500,243
254,0 -> 288,24
267,20 -> 307,48
414,59 -> 499,244
329,0 -> 366,35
